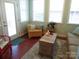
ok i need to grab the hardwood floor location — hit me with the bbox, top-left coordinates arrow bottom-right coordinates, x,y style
12,37 -> 40,59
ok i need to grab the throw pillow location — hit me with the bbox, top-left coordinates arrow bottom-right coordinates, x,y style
72,27 -> 79,35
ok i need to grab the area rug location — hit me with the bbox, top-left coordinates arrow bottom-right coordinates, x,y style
12,37 -> 24,45
21,39 -> 68,59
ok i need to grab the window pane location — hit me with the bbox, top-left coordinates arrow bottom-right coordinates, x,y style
49,0 -> 64,23
33,0 -> 45,22
69,0 -> 79,24
20,0 -> 29,22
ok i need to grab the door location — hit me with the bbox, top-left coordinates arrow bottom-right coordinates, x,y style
1,1 -> 19,40
5,2 -> 16,36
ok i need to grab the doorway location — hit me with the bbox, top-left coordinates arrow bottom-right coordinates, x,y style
1,1 -> 20,40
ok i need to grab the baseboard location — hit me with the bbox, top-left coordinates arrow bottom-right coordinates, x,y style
20,32 -> 28,38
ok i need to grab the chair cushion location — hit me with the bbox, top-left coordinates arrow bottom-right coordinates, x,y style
28,24 -> 36,30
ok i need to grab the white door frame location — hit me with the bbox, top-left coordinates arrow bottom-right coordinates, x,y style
0,0 -> 20,40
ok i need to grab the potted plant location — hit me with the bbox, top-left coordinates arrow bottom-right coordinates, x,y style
47,22 -> 56,35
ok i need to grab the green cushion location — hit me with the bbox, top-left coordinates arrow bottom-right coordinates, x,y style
72,27 -> 79,35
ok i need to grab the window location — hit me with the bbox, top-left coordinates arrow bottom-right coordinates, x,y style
20,0 -> 29,22
69,0 -> 79,24
33,0 -> 45,22
49,0 -> 65,23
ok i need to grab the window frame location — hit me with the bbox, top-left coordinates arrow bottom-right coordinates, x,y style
19,0 -> 29,22
68,0 -> 79,24
49,0 -> 65,23
32,0 -> 45,22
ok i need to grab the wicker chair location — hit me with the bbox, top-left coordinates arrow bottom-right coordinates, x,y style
27,24 -> 42,39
